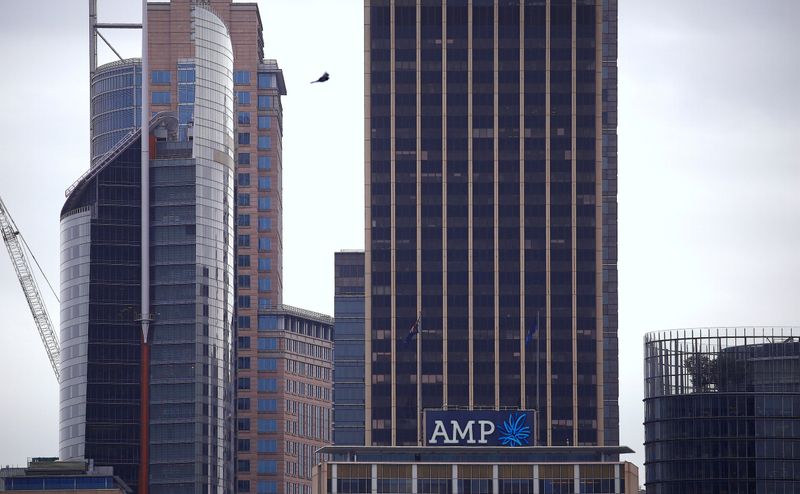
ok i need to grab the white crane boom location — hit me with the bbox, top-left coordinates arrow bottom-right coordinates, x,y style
0,195 -> 60,381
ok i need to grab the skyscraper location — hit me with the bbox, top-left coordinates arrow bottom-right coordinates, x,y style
61,1 -> 288,492
363,0 -> 618,447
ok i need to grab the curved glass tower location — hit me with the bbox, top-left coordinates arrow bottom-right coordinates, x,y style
90,59 -> 141,165
644,327 -> 800,494
60,6 -> 235,493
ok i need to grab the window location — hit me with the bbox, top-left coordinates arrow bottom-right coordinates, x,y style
257,399 -> 277,412
238,336 -> 251,349
238,193 -> 250,207
257,440 -> 278,453
238,152 -> 251,165
257,481 -> 278,494
238,378 -> 251,390
238,173 -> 251,187
178,85 -> 194,103
258,115 -> 271,129
258,315 -> 278,331
258,177 -> 271,191
238,133 -> 250,145
238,275 -> 251,288
237,460 -> 251,473
258,217 -> 272,232
258,358 -> 277,371
258,338 -> 278,351
258,277 -> 271,292
236,481 -> 250,494
258,197 -> 271,211
237,91 -> 251,105
258,156 -> 271,170
238,296 -> 251,308
259,298 -> 270,310
257,135 -> 271,150
178,68 -> 195,83
237,357 -> 251,369
258,95 -> 272,109
257,460 -> 278,475
238,111 -> 251,125
258,237 -> 271,251
152,70 -> 170,84
258,72 -> 276,89
234,70 -> 251,85
178,106 -> 193,124
258,378 -> 277,392
238,316 -> 251,328
258,419 -> 277,433
237,439 -> 250,452
238,234 -> 251,247
152,91 -> 170,104
238,214 -> 251,227
237,398 -> 251,410
238,254 -> 251,267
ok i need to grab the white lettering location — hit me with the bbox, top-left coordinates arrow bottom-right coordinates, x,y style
478,420 -> 495,443
429,420 -> 449,444
450,420 -> 476,444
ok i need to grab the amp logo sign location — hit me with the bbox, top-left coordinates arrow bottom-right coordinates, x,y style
424,410 -> 534,447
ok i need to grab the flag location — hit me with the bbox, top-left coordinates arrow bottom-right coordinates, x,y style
525,318 -> 539,347
404,314 -> 420,345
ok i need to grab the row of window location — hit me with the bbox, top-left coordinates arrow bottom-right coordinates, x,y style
287,359 -> 332,382
236,398 -> 279,413
237,356 -> 279,370
237,377 -> 279,392
238,255 -> 273,271
152,69 -> 276,88
237,275 -> 273,291
238,173 -> 272,189
236,92 -> 275,109
236,457 -> 278,473
236,479 -> 279,494
238,153 -> 272,169
238,113 -> 272,129
238,133 -> 273,150
287,379 -> 331,402
237,235 -> 272,251
237,194 -> 273,210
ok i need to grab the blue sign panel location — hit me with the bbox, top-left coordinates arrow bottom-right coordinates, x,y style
424,410 -> 535,447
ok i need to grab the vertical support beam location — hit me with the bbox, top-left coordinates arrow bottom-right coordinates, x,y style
467,0 -> 474,410
518,0 -> 527,412
389,0 -> 397,447
331,464 -> 338,494
544,0 -> 553,447
441,0 -> 449,410
492,0 -> 500,410
594,0 -> 605,447
571,0 -> 579,448
89,0 -> 97,76
138,1 -> 150,492
364,0 -> 373,447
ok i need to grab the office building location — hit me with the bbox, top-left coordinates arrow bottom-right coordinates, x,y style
332,251 -> 366,446
234,305 -> 333,494
313,447 -> 638,494
0,458 -> 130,493
644,327 -> 800,494
363,0 -> 618,447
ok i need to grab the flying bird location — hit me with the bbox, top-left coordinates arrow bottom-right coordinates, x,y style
311,72 -> 330,83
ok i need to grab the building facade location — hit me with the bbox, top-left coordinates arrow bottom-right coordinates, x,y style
333,251 -> 366,446
61,4 -> 239,493
0,458 -> 130,493
644,327 -> 800,494
234,305 -> 334,494
363,0 -> 618,447
313,446 -> 638,494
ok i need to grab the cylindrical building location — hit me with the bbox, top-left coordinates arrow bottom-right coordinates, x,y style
644,327 -> 800,493
90,59 -> 141,165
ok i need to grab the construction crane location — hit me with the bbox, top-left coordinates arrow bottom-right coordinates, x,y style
0,195 -> 60,381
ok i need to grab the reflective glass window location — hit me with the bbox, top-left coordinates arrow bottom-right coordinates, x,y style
257,460 -> 277,474
258,177 -> 271,191
258,277 -> 271,292
238,316 -> 250,328
238,214 -> 250,227
258,257 -> 271,271
257,358 -> 277,371
238,133 -> 250,145
238,234 -> 251,247
257,399 -> 277,412
258,115 -> 271,129
234,70 -> 251,85
258,237 -> 271,251
257,419 -> 277,433
152,91 -> 170,104
238,193 -> 250,207
178,85 -> 194,103
238,275 -> 251,288
258,156 -> 271,170
257,135 -> 271,150
151,70 -> 170,84
238,111 -> 251,125
238,152 -> 251,165
258,337 -> 278,350
178,67 -> 195,83
258,197 -> 271,211
237,91 -> 251,105
258,73 -> 276,89
238,173 -> 251,186
258,217 -> 272,232
257,95 -> 271,109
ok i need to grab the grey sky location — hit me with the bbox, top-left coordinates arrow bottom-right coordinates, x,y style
0,0 -> 797,479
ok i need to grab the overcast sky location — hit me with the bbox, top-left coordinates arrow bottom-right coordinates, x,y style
0,0 -> 797,478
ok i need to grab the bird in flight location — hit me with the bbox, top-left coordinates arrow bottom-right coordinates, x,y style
311,72 -> 330,83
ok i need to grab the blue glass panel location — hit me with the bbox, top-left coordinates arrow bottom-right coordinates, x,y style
258,156 -> 271,170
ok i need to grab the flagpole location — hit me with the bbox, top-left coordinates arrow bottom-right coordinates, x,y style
536,310 -> 540,446
416,311 -> 422,445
